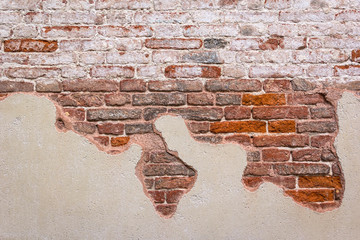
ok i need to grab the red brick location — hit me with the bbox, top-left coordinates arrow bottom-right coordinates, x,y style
225,134 -> 252,146
168,107 -> 223,121
73,122 -> 96,134
253,106 -> 309,120
148,80 -> 202,92
63,79 -> 118,92
120,79 -> 146,92
210,121 -> 266,133
298,176 -> 342,189
187,93 -> 214,105
87,109 -> 142,121
97,123 -> 124,135
4,39 -> 58,52
0,81 -> 34,92
133,93 -> 185,106
263,176 -> 296,189
297,121 -> 337,133
243,94 -> 286,106
145,38 -> 202,49
165,65 -> 221,78
292,149 -> 322,161
155,204 -> 177,217
224,106 -> 252,120
285,189 -> 334,202
274,163 -> 330,175
148,191 -> 165,203
155,176 -> 195,189
187,122 -> 210,134
263,79 -> 291,92
205,79 -> 262,92
242,177 -> 263,190
269,120 -> 296,133
111,137 -> 130,147
63,108 -> 85,121
36,80 -> 62,92
311,135 -> 334,148
166,190 -> 184,203
262,148 -> 290,162
254,134 -> 309,147
105,93 -> 130,106
144,178 -> 154,189
93,136 -> 109,146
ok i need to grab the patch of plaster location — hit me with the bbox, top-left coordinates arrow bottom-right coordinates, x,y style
0,93 -> 359,239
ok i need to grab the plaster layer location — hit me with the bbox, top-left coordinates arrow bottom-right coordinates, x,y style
0,93 -> 359,239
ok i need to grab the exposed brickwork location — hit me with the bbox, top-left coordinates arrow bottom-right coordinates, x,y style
1,0 -> 358,218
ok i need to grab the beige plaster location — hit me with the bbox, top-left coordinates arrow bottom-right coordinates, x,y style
0,93 -> 359,239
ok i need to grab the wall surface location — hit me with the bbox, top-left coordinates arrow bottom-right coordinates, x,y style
0,0 -> 360,238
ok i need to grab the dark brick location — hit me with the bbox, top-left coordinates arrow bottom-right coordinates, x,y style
144,108 -> 167,121
274,163 -> 330,175
125,123 -> 153,135
205,79 -> 262,92
204,38 -> 228,49
168,107 -> 223,121
87,108 -> 142,121
133,93 -> 186,106
148,80 -> 202,92
216,93 -> 241,105
297,121 -> 337,133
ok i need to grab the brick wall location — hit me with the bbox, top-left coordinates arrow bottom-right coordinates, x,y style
1,0 -> 359,218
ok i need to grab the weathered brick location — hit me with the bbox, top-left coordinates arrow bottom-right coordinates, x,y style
187,93 -> 214,105
0,81 -> 34,92
133,93 -> 185,106
166,190 -> 184,203
42,26 -> 96,38
210,121 -> 266,133
268,120 -> 296,133
120,79 -> 146,92
292,149 -> 322,161
54,93 -> 104,107
148,80 -> 202,92
148,152 -> 181,164
216,93 -> 242,105
310,107 -> 335,119
144,178 -> 154,189
291,79 -> 316,91
298,121 -> 337,133
285,189 -> 334,202
187,122 -> 210,134
242,94 -> 286,106
105,93 -> 130,106
73,122 -> 96,134
145,38 -> 202,49
148,191 -> 165,203
263,80 -> 291,92
193,135 -> 223,144
95,0 -> 152,10
63,79 -> 118,92
246,151 -> 260,161
165,65 -> 221,78
4,39 -> 58,52
87,109 -> 142,121
206,79 -> 262,92
63,108 -> 85,121
274,163 -> 330,175
334,65 -> 360,76
143,164 -> 189,176
97,123 -> 124,135
254,135 -> 309,147
244,163 -> 272,176
204,38 -> 228,49
298,176 -> 342,189
155,204 -> 177,217
168,107 -> 223,121
91,66 -> 135,78
249,65 -> 304,78
93,136 -> 109,146
6,67 -> 59,79
263,176 -> 296,189
259,38 -> 284,50
262,148 -> 290,162
265,0 -> 291,9
111,137 -> 130,147
351,50 -> 360,62
155,176 -> 195,189
252,106 -> 309,120
98,25 -> 153,37
143,108 -> 167,121
125,123 -> 153,135
107,51 -> 150,64
36,80 -> 62,92
321,149 -> 338,162
224,107 -> 252,120
184,24 -> 239,37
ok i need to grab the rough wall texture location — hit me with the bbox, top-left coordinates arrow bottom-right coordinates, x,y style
0,0 -> 360,218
